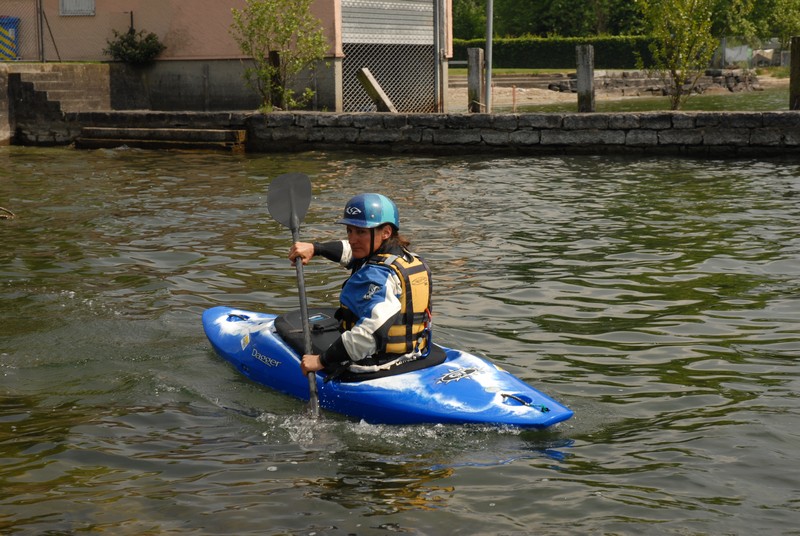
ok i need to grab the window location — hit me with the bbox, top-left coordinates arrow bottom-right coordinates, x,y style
60,0 -> 95,16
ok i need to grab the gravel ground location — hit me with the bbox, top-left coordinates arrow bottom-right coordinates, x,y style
445,74 -> 789,113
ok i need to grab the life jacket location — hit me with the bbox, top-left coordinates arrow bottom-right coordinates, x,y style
338,250 -> 432,357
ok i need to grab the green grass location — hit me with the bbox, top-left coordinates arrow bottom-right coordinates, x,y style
756,66 -> 789,79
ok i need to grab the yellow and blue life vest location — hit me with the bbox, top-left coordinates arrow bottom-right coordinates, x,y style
339,251 -> 432,356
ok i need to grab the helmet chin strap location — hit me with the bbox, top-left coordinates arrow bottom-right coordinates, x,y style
368,227 -> 376,258
367,226 -> 388,259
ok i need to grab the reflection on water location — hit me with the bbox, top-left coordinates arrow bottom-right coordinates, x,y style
1,146 -> 800,534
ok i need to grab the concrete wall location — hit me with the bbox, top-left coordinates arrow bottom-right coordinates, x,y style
110,61 -> 262,111
1,61 -> 341,130
110,59 -> 342,112
0,69 -> 9,145
9,108 -> 800,157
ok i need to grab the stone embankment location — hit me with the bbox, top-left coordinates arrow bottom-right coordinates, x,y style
5,64 -> 799,157
243,110 -> 800,156
560,69 -> 760,97
15,109 -> 800,157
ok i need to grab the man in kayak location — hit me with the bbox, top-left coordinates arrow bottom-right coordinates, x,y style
289,193 -> 432,380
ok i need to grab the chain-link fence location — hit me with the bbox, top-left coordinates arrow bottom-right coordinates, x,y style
1,0 -> 104,61
713,36 -> 787,68
341,0 -> 441,113
1,0 -> 38,61
343,42 -> 436,112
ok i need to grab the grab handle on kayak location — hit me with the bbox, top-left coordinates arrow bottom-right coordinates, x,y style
502,393 -> 550,413
226,313 -> 250,321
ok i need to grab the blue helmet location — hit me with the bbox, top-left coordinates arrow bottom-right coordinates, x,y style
337,193 -> 400,230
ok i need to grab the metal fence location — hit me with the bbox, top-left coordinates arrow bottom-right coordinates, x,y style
342,42 -> 436,112
341,0 -> 441,113
4,1 -> 282,64
1,0 -> 108,62
1,0 -> 38,61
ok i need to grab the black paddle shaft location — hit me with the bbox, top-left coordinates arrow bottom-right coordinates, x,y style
267,172 -> 318,417
291,230 -> 313,356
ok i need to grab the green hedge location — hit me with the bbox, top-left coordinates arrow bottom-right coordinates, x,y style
453,35 -> 655,70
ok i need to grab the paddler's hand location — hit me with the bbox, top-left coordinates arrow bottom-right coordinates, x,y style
301,354 -> 324,375
289,242 -> 314,266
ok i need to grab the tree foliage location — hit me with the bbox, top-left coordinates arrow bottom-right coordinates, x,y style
766,0 -> 800,48
453,0 -> 486,40
453,0 -> 800,45
230,0 -> 328,111
709,0 -> 800,47
637,0 -> 719,110
452,0 -> 646,39
494,0 -> 643,37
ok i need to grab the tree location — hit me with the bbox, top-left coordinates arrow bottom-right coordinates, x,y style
769,0 -> 800,48
230,0 -> 328,111
455,0 -> 800,44
453,0 -> 486,39
637,0 -> 718,110
491,0 -> 644,38
711,0 -> 800,49
494,0 -> 596,37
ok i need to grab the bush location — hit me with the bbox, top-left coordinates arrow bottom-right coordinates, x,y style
104,29 -> 166,65
453,35 -> 655,70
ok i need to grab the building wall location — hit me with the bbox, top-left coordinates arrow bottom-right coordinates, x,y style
2,0 -> 448,113
1,0 -> 341,62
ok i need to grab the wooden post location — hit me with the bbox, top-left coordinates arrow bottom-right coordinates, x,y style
577,44 -> 595,113
791,37 -> 800,110
356,68 -> 398,112
468,47 -> 485,113
512,84 -> 517,113
484,0 -> 493,113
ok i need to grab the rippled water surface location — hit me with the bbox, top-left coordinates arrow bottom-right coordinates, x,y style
2,146 -> 799,535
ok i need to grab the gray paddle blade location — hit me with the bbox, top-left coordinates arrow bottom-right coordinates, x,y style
267,172 -> 312,231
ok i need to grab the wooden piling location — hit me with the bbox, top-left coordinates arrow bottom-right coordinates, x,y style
577,44 -> 595,113
356,68 -> 397,113
468,47 -> 485,113
791,37 -> 800,110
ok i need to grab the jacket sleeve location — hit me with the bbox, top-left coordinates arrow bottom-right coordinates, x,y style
313,240 -> 352,267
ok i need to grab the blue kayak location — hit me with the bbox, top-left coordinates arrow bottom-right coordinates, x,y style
202,305 -> 573,428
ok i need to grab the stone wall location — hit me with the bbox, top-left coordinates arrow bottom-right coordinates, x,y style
550,69 -> 761,98
250,110 -> 800,157
10,109 -> 796,157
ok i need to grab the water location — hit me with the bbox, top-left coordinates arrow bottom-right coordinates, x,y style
2,146 -> 800,535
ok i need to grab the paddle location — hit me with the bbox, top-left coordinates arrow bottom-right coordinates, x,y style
267,172 -> 319,418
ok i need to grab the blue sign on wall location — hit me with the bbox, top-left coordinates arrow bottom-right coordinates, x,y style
1,17 -> 21,61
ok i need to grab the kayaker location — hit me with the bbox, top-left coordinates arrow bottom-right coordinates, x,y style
289,193 -> 432,379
